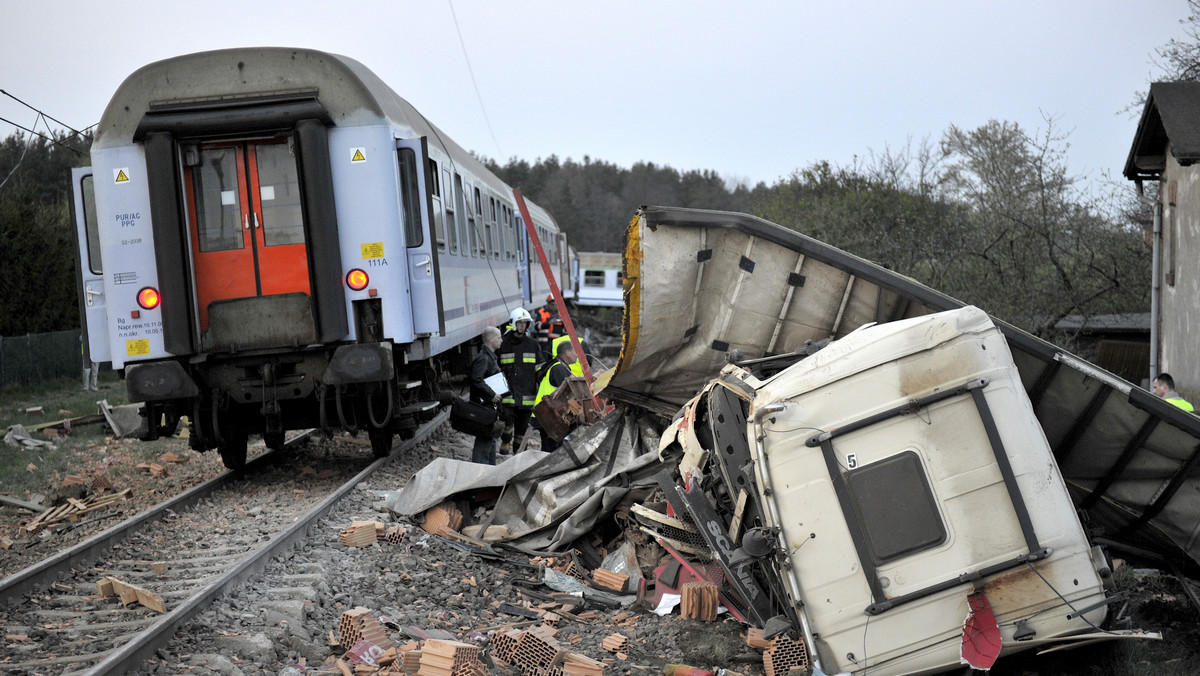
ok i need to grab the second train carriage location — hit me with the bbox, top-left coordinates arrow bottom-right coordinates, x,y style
70,47 -> 572,468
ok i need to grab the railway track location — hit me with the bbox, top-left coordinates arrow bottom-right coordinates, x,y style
0,411 -> 448,675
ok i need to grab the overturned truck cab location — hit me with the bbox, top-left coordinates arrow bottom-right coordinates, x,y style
658,307 -> 1115,673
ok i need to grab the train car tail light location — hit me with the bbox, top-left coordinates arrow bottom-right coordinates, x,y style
347,269 -> 369,291
137,287 -> 161,310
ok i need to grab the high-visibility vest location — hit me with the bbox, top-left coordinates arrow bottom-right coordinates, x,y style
551,336 -> 585,377
535,360 -> 573,408
1167,396 -> 1196,413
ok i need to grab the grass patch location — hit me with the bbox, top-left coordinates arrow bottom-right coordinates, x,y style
0,372 -> 129,500
675,618 -> 750,667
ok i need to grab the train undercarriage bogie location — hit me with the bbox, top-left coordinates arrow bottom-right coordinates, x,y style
133,343 -> 453,470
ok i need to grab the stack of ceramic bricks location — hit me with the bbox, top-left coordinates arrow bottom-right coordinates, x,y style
680,580 -> 719,621
591,568 -> 629,592
340,607 -> 393,650
417,639 -> 483,676
762,634 -> 809,676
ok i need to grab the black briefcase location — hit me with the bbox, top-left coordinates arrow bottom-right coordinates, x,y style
449,398 -> 499,437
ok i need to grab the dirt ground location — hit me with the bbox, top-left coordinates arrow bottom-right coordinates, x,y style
0,373 -> 232,576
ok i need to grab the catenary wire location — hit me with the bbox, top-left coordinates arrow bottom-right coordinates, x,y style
0,113 -> 42,192
1,89 -> 86,137
0,114 -> 88,157
447,0 -> 503,161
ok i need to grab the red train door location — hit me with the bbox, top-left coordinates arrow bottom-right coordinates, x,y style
184,139 -> 311,330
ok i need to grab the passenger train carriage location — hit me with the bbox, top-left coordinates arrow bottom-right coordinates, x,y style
70,47 -> 575,468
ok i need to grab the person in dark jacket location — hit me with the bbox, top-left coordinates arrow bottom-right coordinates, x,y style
497,307 -> 542,454
470,326 -> 504,464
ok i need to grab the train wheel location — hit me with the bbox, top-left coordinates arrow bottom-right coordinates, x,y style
218,430 -> 248,471
369,429 -> 393,459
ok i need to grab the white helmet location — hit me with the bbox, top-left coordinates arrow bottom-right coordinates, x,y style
509,308 -> 533,329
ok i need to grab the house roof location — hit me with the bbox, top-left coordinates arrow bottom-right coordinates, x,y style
1125,81 -> 1200,181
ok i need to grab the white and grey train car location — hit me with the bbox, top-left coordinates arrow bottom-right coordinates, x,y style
70,47 -> 571,468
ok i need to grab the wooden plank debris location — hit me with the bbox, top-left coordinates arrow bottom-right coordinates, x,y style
0,494 -> 45,512
136,462 -> 166,476
20,489 -> 131,535
95,575 -> 165,613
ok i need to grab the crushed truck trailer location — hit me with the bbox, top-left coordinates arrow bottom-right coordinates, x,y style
597,206 -> 1196,673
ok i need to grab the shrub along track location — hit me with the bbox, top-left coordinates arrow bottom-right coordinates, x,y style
0,412 -> 447,675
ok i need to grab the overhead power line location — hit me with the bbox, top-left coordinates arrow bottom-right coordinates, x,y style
448,0 -> 504,160
1,89 -> 85,137
0,115 -> 88,156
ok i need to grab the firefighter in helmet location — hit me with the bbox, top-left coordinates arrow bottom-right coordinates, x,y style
497,307 -> 542,453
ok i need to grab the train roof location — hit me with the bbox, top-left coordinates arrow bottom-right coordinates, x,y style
94,46 -> 557,229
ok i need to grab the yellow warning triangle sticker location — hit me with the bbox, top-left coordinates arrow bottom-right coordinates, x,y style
115,169 -> 129,182
352,149 -> 366,162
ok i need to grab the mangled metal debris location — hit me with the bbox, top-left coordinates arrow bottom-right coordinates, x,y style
600,206 -> 1200,573
587,206 -> 1191,673
653,306 -> 1143,673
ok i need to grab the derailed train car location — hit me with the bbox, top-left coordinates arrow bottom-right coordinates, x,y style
599,207 -> 1197,673
69,48 -> 573,468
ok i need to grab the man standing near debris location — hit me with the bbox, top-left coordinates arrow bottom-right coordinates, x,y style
533,341 -> 578,453
1153,373 -> 1195,412
470,326 -> 504,464
535,295 -> 566,360
498,308 -> 542,454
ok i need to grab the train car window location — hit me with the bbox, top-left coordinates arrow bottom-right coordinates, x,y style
428,160 -> 445,252
80,174 -> 102,274
192,147 -> 244,252
445,169 -> 458,254
398,148 -> 423,247
502,206 -> 512,260
457,174 -> 475,257
473,187 -> 485,256
516,216 -> 526,263
584,270 -> 605,287
464,181 -> 478,257
616,271 -> 624,286
255,143 -> 305,247
483,195 -> 494,259
489,197 -> 500,259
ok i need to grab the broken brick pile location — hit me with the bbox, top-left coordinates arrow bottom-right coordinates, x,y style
340,522 -> 409,548
745,628 -> 809,676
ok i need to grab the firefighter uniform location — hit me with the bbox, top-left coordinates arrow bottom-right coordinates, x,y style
497,327 -> 542,452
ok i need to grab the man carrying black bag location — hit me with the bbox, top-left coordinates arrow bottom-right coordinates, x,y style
469,326 -> 504,464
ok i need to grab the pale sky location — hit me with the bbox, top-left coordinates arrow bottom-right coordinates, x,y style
0,1 -> 1190,190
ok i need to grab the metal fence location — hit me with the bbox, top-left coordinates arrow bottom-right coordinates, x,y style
0,329 -> 84,389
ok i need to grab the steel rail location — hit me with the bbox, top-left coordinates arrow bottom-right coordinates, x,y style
0,436 -> 307,602
81,410 -> 448,675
